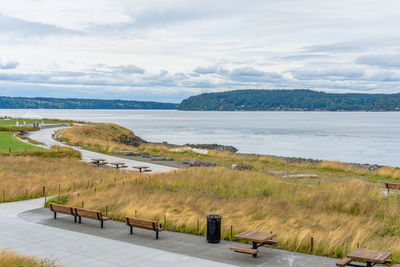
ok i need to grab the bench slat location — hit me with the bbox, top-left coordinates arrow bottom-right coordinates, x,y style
230,246 -> 258,255
336,257 -> 352,267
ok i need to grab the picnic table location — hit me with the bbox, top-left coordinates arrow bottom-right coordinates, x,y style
91,159 -> 107,167
110,162 -> 127,169
337,248 -> 392,267
132,166 -> 150,173
231,230 -> 277,258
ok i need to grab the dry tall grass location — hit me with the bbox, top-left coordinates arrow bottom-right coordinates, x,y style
0,156 -> 139,203
65,167 -> 400,262
0,249 -> 62,267
57,123 -> 136,154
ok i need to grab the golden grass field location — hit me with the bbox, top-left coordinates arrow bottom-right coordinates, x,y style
2,122 -> 400,262
0,249 -> 62,267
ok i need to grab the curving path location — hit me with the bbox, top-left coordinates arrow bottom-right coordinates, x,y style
28,127 -> 176,173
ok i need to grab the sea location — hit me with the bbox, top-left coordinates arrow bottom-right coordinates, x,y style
1,109 -> 399,167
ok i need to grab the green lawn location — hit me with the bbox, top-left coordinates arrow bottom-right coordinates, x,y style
0,132 -> 41,152
0,119 -> 59,126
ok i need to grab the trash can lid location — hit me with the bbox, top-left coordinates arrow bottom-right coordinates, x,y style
207,213 -> 222,219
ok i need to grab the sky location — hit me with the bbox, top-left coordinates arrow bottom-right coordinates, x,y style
0,0 -> 399,103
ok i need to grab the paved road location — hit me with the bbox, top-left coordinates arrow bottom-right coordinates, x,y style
28,127 -> 176,173
0,198 -> 234,267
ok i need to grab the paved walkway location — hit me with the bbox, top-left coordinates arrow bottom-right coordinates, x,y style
0,198 -> 234,267
0,198 -> 337,267
28,127 -> 176,173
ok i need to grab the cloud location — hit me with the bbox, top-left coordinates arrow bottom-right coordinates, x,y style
0,58 -> 19,69
229,67 -> 282,82
112,64 -> 145,74
292,64 -> 365,81
302,42 -> 362,53
0,13 -> 78,36
355,54 -> 400,68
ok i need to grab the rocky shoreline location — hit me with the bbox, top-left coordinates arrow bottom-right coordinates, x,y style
117,133 -> 394,172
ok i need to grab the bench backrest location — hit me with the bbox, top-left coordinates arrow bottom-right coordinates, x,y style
385,183 -> 400,190
50,203 -> 75,215
75,208 -> 103,221
126,217 -> 162,231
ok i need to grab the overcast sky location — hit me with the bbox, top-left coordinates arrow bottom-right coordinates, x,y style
0,0 -> 399,102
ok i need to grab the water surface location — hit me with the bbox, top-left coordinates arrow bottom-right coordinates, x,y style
1,109 -> 399,167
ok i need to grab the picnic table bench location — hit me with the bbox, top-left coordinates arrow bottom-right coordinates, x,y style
132,166 -> 151,173
126,217 -> 164,239
230,230 -> 278,258
49,203 -> 77,223
385,182 -> 400,193
337,248 -> 393,267
91,158 -> 108,167
75,207 -> 108,228
110,162 -> 128,169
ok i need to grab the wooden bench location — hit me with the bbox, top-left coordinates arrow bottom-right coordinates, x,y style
385,182 -> 400,193
75,208 -> 108,228
336,257 -> 352,267
230,246 -> 258,256
49,203 -> 77,223
126,217 -> 163,239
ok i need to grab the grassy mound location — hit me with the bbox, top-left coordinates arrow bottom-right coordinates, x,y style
57,123 -> 137,153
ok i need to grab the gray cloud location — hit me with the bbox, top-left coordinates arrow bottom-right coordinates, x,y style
292,65 -> 365,81
302,42 -> 362,53
0,58 -> 19,69
112,64 -> 145,74
355,55 -> 400,68
0,13 -> 79,36
229,67 -> 283,82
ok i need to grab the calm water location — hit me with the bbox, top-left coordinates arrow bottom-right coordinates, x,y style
1,109 -> 399,167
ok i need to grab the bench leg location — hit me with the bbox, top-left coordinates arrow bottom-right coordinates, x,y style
53,212 -> 57,219
74,216 -> 77,223
156,231 -> 159,240
78,217 -> 81,224
130,226 -> 133,235
252,242 -> 259,258
101,221 -> 104,228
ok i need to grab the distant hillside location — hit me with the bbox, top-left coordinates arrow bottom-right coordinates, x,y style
0,96 -> 178,109
178,89 -> 400,111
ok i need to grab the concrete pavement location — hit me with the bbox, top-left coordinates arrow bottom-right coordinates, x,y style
2,199 -> 338,267
28,127 -> 176,173
0,198 -> 234,267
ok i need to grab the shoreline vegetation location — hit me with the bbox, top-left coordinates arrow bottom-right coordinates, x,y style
178,89 -> 400,111
2,120 -> 400,262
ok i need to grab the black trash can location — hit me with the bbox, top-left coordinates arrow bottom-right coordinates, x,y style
206,213 -> 222,243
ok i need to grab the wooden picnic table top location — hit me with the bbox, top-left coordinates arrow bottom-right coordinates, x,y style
91,158 -> 106,162
347,248 -> 392,264
110,162 -> 126,165
132,166 -> 149,169
234,231 -> 276,243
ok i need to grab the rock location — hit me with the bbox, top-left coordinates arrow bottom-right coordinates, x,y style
231,164 -> 254,170
283,174 -> 319,178
185,143 -> 238,153
119,135 -> 147,147
151,156 -> 173,161
183,160 -> 216,167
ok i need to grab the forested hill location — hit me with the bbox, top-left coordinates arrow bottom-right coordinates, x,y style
178,89 -> 400,111
0,96 -> 178,109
